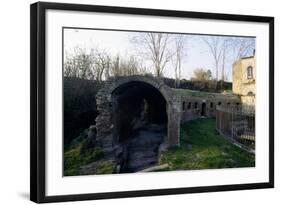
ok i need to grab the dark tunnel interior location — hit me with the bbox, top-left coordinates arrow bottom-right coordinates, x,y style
111,81 -> 168,172
112,81 -> 167,143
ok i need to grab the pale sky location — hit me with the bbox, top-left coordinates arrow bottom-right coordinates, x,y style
63,28 -> 255,82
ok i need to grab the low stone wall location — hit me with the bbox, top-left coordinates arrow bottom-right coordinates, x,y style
179,92 -> 240,123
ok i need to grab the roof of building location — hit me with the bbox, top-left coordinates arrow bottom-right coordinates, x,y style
241,55 -> 254,60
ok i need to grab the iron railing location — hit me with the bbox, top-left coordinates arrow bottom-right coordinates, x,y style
216,105 -> 255,153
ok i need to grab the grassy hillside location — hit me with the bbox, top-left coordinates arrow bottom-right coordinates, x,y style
159,118 -> 255,171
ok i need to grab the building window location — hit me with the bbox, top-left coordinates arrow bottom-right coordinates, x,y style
210,102 -> 214,108
227,102 -> 231,106
187,102 -> 191,109
247,66 -> 253,79
182,102 -> 185,111
218,102 -> 222,106
194,102 -> 198,109
247,91 -> 254,96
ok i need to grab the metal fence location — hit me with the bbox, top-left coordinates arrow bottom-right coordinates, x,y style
216,105 -> 255,153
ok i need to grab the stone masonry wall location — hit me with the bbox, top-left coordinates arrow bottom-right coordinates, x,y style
95,75 -> 241,163
95,75 -> 182,156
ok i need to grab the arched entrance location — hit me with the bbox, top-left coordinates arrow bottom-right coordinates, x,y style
201,102 -> 206,116
95,75 -> 181,172
112,81 -> 167,143
112,81 -> 167,172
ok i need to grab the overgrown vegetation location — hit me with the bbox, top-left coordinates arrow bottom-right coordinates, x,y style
64,118 -> 254,175
162,77 -> 232,92
64,77 -> 103,146
95,161 -> 114,175
64,138 -> 104,176
159,118 -> 255,171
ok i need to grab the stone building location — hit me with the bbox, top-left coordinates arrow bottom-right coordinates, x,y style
81,53 -> 258,173
95,76 -> 240,161
77,75 -> 243,173
232,52 -> 256,107
179,90 -> 240,123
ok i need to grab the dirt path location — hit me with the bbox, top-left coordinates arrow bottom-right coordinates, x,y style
121,124 -> 165,172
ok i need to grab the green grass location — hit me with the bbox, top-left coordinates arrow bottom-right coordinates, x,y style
159,118 -> 255,171
64,138 -> 104,176
96,161 -> 114,175
175,89 -> 212,97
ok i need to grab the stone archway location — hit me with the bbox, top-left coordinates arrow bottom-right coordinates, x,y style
111,81 -> 167,143
95,75 -> 181,158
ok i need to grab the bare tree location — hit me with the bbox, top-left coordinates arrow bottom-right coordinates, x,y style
201,36 -> 252,87
172,35 -> 187,88
109,54 -> 146,77
64,51 -> 77,77
64,47 -> 95,80
64,47 -> 111,81
109,54 -> 120,77
130,33 -> 173,77
201,36 -> 225,82
220,39 -> 233,88
119,56 -> 138,76
91,49 -> 110,82
137,60 -> 148,75
230,37 -> 255,61
222,37 -> 255,84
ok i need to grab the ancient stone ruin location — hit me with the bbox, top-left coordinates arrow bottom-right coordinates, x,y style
92,75 -> 240,173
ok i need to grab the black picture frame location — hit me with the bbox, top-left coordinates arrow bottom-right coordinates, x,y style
30,1 -> 274,203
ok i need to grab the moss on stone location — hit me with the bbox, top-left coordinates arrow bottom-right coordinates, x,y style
96,161 -> 114,175
64,139 -> 104,176
174,88 -> 211,97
